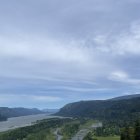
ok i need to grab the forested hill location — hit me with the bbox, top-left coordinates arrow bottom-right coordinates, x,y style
0,114 -> 7,121
56,97 -> 140,121
110,94 -> 140,100
0,107 -> 44,121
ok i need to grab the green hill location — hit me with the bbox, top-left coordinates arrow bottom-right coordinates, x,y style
0,107 -> 44,121
56,97 -> 140,122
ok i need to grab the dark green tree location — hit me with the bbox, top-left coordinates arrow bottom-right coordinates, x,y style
135,121 -> 140,140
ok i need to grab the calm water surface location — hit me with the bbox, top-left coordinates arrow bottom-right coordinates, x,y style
0,114 -> 60,132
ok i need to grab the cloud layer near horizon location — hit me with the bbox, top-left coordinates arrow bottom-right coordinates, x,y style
0,0 -> 140,108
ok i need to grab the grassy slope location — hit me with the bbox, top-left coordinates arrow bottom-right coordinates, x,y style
95,136 -> 120,140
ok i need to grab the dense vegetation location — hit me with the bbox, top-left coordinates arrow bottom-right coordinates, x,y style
82,120 -> 140,140
56,97 -> 140,123
120,120 -> 140,140
0,118 -> 85,140
0,95 -> 140,140
61,120 -> 81,139
0,107 -> 43,120
84,132 -> 96,140
83,122 -> 120,140
95,123 -> 120,136
0,117 -> 139,140
55,97 -> 140,140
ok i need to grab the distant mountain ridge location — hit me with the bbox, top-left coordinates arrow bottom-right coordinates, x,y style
56,94 -> 140,122
110,94 -> 140,100
0,107 -> 44,120
42,109 -> 59,113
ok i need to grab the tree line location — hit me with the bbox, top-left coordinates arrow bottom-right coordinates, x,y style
121,120 -> 140,140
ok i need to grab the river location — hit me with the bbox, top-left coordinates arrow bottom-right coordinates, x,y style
0,114 -> 61,132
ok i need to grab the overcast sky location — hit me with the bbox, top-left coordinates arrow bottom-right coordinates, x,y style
0,0 -> 140,108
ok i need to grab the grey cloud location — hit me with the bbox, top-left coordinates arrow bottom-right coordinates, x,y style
0,0 -> 140,39
0,0 -> 140,108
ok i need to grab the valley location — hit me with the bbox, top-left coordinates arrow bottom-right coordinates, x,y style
0,114 -> 60,132
0,95 -> 139,140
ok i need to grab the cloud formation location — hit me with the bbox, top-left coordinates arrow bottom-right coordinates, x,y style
95,21 -> 140,55
0,0 -> 140,108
